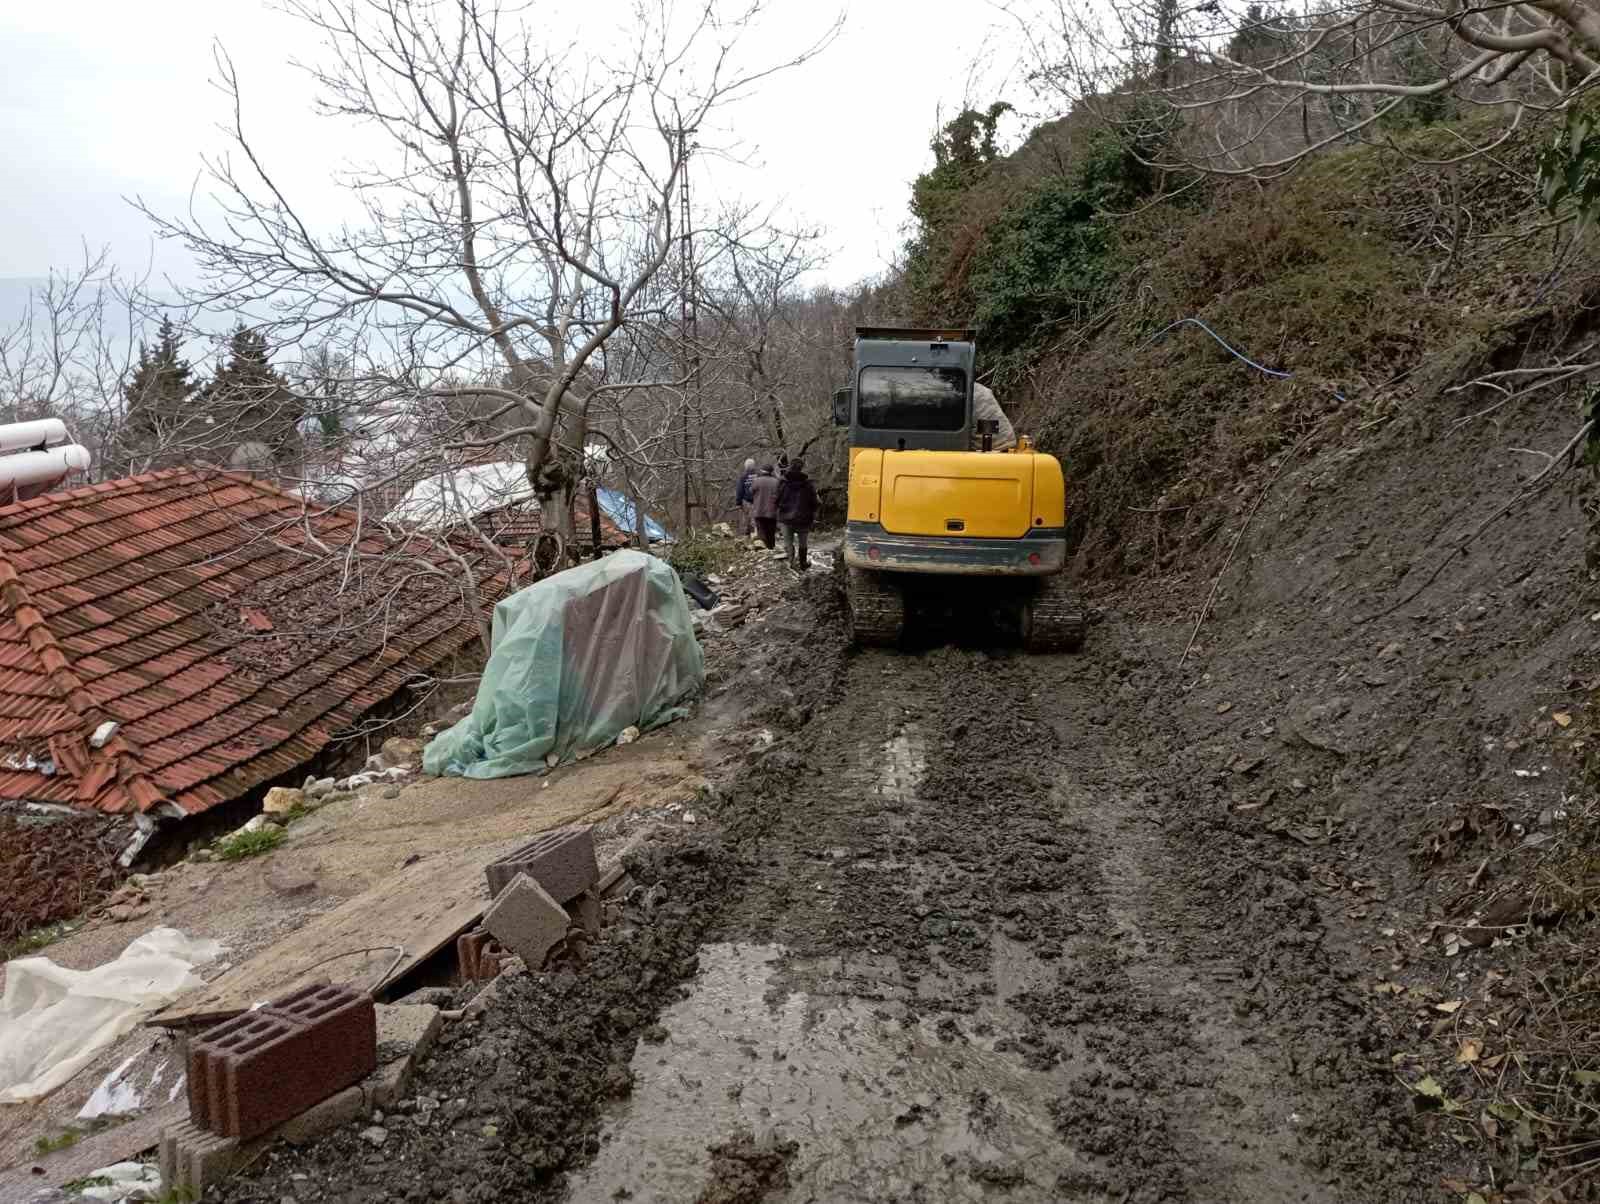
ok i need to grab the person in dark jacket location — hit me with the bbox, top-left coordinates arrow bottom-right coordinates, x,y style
733,457 -> 756,536
776,458 -> 819,571
748,462 -> 782,550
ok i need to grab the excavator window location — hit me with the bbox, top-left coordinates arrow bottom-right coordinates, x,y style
856,366 -> 966,432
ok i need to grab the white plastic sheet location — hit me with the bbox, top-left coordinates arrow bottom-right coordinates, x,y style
0,928 -> 222,1104
77,1160 -> 163,1202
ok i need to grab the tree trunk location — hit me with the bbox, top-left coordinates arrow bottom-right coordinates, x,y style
550,479 -> 578,560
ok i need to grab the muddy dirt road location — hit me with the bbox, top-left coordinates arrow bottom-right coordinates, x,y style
570,602 -> 1432,1202
225,575 -> 1440,1204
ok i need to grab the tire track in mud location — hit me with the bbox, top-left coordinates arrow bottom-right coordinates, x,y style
212,578 -> 1436,1204
574,625 -> 1377,1202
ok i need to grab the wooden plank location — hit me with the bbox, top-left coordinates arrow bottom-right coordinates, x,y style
149,838 -> 522,1029
0,1100 -> 183,1192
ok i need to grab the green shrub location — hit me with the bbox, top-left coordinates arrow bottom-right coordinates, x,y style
665,534 -> 743,582
215,825 -> 285,861
34,1130 -> 79,1156
3,922 -> 71,963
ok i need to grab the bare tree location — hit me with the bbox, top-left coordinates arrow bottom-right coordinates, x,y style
0,247 -> 155,468
141,0 -> 838,555
1014,0 -> 1599,178
701,219 -> 828,453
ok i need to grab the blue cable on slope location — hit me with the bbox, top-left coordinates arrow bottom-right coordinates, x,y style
1145,316 -> 1348,402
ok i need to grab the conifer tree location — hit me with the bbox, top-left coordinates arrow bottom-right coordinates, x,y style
203,326 -> 303,464
122,317 -> 198,461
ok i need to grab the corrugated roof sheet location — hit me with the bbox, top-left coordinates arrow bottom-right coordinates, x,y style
0,468 -> 513,817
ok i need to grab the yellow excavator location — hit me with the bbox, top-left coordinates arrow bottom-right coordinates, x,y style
832,326 -> 1084,651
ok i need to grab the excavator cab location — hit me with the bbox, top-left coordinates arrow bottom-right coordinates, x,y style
833,326 -> 1084,651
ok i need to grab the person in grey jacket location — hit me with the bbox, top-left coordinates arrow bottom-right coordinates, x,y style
748,463 -> 781,549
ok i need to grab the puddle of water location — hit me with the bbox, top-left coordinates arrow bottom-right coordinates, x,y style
568,943 -> 1082,1203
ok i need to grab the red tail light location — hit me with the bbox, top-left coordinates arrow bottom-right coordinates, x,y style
867,545 -> 881,561
1027,552 -> 1041,565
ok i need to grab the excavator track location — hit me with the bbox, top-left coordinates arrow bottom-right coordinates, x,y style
843,566 -> 905,648
1021,573 -> 1086,653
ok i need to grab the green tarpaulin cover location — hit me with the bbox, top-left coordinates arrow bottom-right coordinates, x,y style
424,550 -> 704,779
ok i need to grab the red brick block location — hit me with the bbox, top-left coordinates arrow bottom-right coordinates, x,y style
485,825 -> 597,903
457,929 -> 494,980
186,1011 -> 291,1131
457,930 -> 485,980
267,981 -> 368,1026
456,928 -> 508,981
477,938 -> 508,979
187,983 -> 377,1140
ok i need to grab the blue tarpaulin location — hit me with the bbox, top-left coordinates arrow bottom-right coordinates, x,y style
595,488 -> 672,544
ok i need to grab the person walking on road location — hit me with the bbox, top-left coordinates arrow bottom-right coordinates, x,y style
776,458 -> 819,571
734,457 -> 757,537
749,462 -> 781,550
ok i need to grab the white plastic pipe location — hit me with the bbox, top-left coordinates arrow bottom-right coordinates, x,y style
0,444 -> 91,489
0,419 -> 69,454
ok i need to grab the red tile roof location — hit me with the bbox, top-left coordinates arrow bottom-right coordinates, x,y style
0,469 -> 513,817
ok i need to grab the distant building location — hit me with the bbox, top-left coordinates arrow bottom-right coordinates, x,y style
384,462 -> 638,553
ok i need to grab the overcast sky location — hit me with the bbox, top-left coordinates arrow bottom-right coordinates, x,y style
1,1 -> 1036,291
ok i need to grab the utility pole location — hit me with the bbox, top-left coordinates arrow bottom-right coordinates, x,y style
677,126 -> 700,535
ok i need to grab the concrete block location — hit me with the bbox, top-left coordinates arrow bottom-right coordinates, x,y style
275,1083 -> 367,1146
363,1003 -> 443,1110
567,889 -> 602,937
159,1119 -> 242,1197
482,873 -> 569,968
364,1059 -> 410,1112
377,1003 -> 444,1060
485,825 -> 597,903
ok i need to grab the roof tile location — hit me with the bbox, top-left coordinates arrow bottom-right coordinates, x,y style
0,468 -> 518,817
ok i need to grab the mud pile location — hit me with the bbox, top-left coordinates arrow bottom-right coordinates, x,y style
219,837 -> 738,1204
